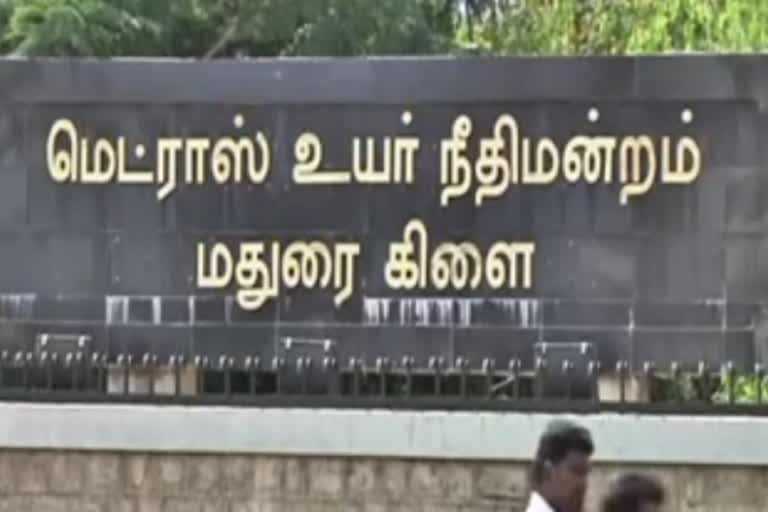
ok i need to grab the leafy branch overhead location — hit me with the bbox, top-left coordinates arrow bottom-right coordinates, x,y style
3,0 -> 768,57
1,0 -> 458,57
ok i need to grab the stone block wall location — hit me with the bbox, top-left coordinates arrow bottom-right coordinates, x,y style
0,450 -> 765,512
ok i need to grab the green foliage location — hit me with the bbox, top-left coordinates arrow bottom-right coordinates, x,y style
457,0 -> 768,55
3,0 -> 768,58
1,0 -> 460,57
712,371 -> 768,404
4,0 -> 168,56
280,0 -> 451,56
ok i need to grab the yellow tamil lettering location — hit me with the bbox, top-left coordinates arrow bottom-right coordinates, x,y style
281,241 -> 332,289
116,141 -> 154,184
521,138 -> 559,185
392,136 -> 420,184
384,218 -> 428,290
352,134 -> 420,185
562,135 -> 617,184
457,242 -> 483,290
156,138 -> 183,201
430,243 -> 455,291
293,132 -> 351,185
281,242 -> 304,288
234,242 -> 280,311
79,137 -> 117,184
46,119 -> 79,183
619,136 -> 656,205
485,242 -> 536,289
440,115 -> 473,206
430,242 -> 483,291
475,114 -> 518,206
211,133 -> 270,185
249,132 -> 271,183
305,241 -> 333,288
661,136 -> 701,185
333,242 -> 361,306
353,137 -> 392,184
197,242 -> 233,289
184,138 -> 211,184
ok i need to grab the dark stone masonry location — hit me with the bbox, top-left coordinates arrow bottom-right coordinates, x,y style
0,56 -> 767,370
0,449 -> 764,511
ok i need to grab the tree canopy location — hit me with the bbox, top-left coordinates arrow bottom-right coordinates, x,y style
458,0 -> 768,55
2,0 -> 768,58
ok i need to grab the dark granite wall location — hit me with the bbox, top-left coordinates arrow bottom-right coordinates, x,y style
1,56 -> 767,370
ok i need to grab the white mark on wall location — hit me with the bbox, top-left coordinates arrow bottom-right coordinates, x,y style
225,296 -> 233,324
398,299 -> 409,325
364,298 -> 389,325
0,294 -> 35,319
457,300 -> 476,327
490,298 -> 540,328
106,295 -> 165,325
704,295 -> 728,332
366,298 -> 457,327
363,297 -> 540,327
105,296 -> 129,325
188,296 -> 196,325
437,299 -> 454,326
380,298 -> 391,324
415,299 -> 431,326
152,296 -> 162,325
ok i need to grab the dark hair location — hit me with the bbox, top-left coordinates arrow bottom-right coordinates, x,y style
601,473 -> 665,512
531,420 -> 594,486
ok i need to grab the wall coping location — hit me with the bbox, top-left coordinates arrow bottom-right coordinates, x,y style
0,402 -> 764,466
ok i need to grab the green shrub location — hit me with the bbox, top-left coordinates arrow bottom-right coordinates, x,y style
712,371 -> 768,404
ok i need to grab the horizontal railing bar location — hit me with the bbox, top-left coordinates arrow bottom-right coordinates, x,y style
0,390 -> 767,416
0,349 -> 764,413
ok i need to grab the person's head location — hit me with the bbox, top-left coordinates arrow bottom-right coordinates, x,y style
601,473 -> 665,512
530,419 -> 594,512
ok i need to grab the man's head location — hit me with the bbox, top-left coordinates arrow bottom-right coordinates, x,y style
601,473 -> 665,512
530,419 -> 594,512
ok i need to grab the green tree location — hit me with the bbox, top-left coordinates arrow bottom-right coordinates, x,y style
4,0 -> 169,56
6,0 -> 768,58
281,0 -> 449,56
2,0 -> 463,57
456,0 -> 768,55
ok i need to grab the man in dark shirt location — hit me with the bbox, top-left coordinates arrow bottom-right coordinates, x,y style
524,419 -> 595,512
600,473 -> 666,512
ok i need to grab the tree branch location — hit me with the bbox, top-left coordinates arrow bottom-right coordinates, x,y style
203,17 -> 239,59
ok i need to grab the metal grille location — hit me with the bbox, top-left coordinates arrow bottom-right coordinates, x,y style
0,346 -> 766,415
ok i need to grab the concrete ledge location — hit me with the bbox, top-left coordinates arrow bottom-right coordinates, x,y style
0,402 -> 764,466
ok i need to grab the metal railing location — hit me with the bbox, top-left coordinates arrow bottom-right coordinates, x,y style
0,349 -> 766,415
